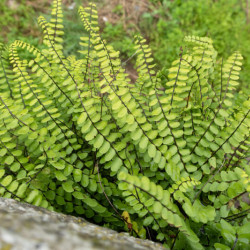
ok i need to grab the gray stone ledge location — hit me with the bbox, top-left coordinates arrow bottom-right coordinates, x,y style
0,198 -> 165,250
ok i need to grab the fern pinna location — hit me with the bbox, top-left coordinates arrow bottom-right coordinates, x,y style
0,1 -> 249,249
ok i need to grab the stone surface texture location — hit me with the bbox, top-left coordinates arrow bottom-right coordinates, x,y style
0,198 -> 165,250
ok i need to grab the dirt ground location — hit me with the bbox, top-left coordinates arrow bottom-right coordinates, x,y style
5,0 -> 151,38
4,0 -> 152,81
98,0 -> 149,27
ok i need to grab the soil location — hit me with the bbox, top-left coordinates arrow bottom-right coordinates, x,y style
4,0 -> 152,81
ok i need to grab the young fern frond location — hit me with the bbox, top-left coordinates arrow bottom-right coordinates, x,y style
50,0 -> 64,44
134,35 -> 156,92
0,45 -> 14,99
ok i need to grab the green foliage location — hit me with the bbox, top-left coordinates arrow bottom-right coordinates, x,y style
0,0 -> 37,42
148,0 -> 250,92
0,1 -> 249,249
103,0 -> 250,92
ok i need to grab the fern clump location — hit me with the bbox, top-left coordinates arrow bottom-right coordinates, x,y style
0,1 -> 249,249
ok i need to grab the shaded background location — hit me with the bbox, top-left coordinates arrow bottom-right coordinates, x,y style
0,0 -> 249,90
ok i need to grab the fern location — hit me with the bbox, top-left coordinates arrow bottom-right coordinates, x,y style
0,1 -> 249,249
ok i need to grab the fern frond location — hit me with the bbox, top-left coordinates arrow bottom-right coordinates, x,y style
0,2 -> 249,249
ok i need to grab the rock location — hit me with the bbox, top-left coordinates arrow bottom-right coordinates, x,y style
0,198 -> 165,250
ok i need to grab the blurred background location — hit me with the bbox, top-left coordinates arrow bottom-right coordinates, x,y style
0,0 -> 249,89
